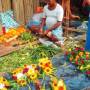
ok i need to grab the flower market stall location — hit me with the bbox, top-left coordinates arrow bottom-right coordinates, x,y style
0,0 -> 90,90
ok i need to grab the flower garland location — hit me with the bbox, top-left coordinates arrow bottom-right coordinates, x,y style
65,47 -> 90,77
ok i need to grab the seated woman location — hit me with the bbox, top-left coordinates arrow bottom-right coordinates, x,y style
40,0 -> 64,47
26,7 -> 43,34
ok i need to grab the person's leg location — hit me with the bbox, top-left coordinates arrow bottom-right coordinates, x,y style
26,20 -> 41,34
85,17 -> 90,51
46,28 -> 64,47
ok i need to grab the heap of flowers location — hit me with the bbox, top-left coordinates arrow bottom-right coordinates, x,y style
11,58 -> 66,89
12,67 -> 27,86
51,77 -> 66,90
65,47 -> 90,77
38,58 -> 53,75
0,77 -> 10,90
0,26 -> 25,44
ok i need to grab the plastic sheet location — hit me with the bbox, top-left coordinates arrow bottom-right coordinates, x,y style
0,10 -> 19,29
52,55 -> 90,90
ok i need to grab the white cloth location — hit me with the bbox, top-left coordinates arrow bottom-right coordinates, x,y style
32,13 -> 43,22
43,4 -> 64,28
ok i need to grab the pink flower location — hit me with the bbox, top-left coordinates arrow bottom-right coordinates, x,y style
75,61 -> 78,65
65,51 -> 68,55
23,68 -> 29,74
12,75 -> 17,80
81,60 -> 84,64
86,70 -> 90,75
80,47 -> 84,51
71,51 -> 75,55
75,47 -> 79,51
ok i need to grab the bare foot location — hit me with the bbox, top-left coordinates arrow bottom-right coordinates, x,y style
55,41 -> 65,50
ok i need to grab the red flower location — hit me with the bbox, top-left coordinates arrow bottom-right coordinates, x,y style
58,86 -> 64,90
81,60 -> 84,64
71,51 -> 75,55
75,47 -> 79,51
12,75 -> 17,80
86,70 -> 90,75
23,68 -> 29,74
80,48 -> 84,51
75,61 -> 78,65
86,57 -> 89,60
65,51 -> 68,55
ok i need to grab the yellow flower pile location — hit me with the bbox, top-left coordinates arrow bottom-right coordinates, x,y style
39,58 -> 53,75
23,64 -> 39,81
0,26 -> 25,44
51,77 -> 66,90
0,77 -> 10,90
11,58 -> 67,89
12,67 -> 27,86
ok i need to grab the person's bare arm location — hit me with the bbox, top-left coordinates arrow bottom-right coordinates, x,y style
83,0 -> 90,6
40,18 -> 46,30
44,21 -> 62,34
49,21 -> 62,31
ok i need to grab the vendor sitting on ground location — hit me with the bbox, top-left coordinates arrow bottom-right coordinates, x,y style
27,0 -> 64,47
40,0 -> 64,47
27,6 -> 44,33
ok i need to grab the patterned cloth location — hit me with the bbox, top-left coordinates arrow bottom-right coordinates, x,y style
0,10 -> 19,29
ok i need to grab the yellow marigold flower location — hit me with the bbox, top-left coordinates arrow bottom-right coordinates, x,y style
39,58 -> 52,69
0,77 -> 10,90
86,52 -> 90,55
30,73 -> 37,80
44,67 -> 52,75
12,67 -> 23,75
70,56 -> 73,61
27,69 -> 35,75
58,79 -> 66,90
75,55 -> 80,59
79,52 -> 84,56
1,88 -> 7,90
17,79 -> 27,86
39,58 -> 49,63
31,64 -> 37,69
80,66 -> 84,70
68,48 -> 72,52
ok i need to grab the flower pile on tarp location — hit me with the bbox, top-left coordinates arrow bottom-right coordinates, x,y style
11,58 -> 54,87
0,77 -> 10,90
10,58 -> 66,90
0,26 -> 26,44
65,47 -> 90,77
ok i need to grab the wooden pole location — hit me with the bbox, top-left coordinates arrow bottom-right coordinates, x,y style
33,0 -> 39,13
61,0 -> 70,36
23,0 -> 33,24
1,0 -> 11,12
12,0 -> 25,25
0,0 -> 2,12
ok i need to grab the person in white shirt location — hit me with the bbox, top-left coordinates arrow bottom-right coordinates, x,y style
27,7 -> 43,33
83,0 -> 90,51
40,0 -> 64,47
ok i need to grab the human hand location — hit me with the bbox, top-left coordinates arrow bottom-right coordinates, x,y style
39,28 -> 43,35
44,30 -> 50,35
